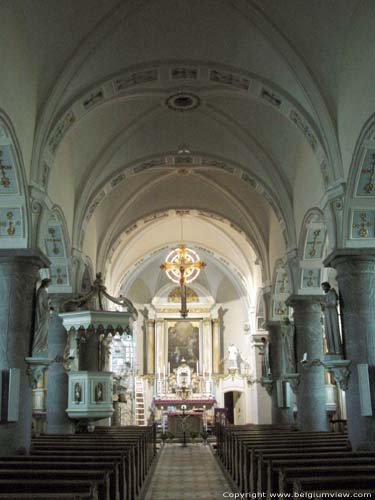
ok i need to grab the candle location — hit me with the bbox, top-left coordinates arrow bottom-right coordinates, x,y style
196,361 -> 199,374
168,362 -> 170,375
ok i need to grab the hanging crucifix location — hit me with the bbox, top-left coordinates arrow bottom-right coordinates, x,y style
161,245 -> 206,318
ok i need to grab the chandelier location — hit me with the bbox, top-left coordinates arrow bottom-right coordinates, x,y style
161,244 -> 205,318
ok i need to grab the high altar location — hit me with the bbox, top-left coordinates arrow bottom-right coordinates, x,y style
148,305 -> 218,428
141,284 -> 253,429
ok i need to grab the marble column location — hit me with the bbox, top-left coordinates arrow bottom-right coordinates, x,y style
0,249 -> 49,455
286,295 -> 327,431
147,320 -> 155,375
155,320 -> 165,375
203,319 -> 212,374
212,319 -> 221,374
46,294 -> 73,434
325,249 -> 375,449
267,321 -> 294,425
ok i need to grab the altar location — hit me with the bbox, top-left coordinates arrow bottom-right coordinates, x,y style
167,411 -> 203,437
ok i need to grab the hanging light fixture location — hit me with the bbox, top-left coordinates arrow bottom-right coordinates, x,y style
161,215 -> 206,318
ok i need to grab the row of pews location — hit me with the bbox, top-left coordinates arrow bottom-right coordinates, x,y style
217,424 -> 375,497
0,425 -> 156,500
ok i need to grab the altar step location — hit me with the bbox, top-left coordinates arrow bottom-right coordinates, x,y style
135,377 -> 146,426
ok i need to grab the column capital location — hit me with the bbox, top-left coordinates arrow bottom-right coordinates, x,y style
265,320 -> 283,329
286,294 -> 323,310
324,248 -> 375,268
0,248 -> 49,269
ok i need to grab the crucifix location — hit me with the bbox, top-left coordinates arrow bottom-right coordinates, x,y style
362,153 -> 375,195
47,227 -> 62,255
161,245 -> 206,318
352,211 -> 372,238
307,229 -> 321,257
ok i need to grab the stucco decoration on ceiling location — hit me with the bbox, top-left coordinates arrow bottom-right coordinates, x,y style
166,92 -> 201,112
298,209 -> 328,293
0,115 -> 29,248
80,153 -> 285,240
271,262 -> 291,320
116,241 -> 250,307
100,208 -> 263,286
344,113 -> 375,247
39,63 -> 329,186
43,211 -> 71,291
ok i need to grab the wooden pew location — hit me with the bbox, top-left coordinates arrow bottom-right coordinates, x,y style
216,425 -> 350,493
243,441 -> 350,493
0,479 -> 99,500
30,425 -> 156,500
0,456 -> 122,500
258,450 -> 375,495
0,469 -> 111,500
229,432 -> 349,491
279,465 -> 375,495
30,446 -> 133,500
292,475 -> 375,495
0,461 -> 119,500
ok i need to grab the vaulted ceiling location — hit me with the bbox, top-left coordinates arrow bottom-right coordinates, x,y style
2,0 -> 374,297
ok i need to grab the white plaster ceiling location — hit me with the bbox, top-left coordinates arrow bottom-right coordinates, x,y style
104,213 -> 261,308
3,0 -> 375,295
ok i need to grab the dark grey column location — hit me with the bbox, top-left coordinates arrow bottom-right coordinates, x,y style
0,249 -> 49,455
267,321 -> 294,425
325,249 -> 375,449
286,295 -> 327,431
46,294 -> 74,434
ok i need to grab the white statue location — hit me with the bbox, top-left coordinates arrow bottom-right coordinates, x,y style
32,279 -> 53,356
321,282 -> 343,355
227,343 -> 238,369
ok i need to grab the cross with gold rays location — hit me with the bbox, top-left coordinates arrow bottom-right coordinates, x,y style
161,245 -> 206,318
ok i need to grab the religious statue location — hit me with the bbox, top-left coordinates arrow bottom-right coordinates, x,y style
281,318 -> 296,373
95,383 -> 103,402
32,278 -> 53,356
321,282 -> 343,355
227,344 -> 238,369
74,382 -> 82,403
260,337 -> 271,378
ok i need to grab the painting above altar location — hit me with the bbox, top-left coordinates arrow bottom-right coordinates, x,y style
168,320 -> 199,371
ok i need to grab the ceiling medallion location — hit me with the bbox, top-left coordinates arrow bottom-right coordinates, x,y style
166,92 -> 201,112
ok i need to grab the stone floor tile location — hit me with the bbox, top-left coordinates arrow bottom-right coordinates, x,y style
144,443 -> 234,500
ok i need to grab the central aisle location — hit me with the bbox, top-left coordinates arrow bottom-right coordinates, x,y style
144,443 -> 235,500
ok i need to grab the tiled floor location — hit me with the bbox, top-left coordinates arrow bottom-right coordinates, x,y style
144,443 -> 234,500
